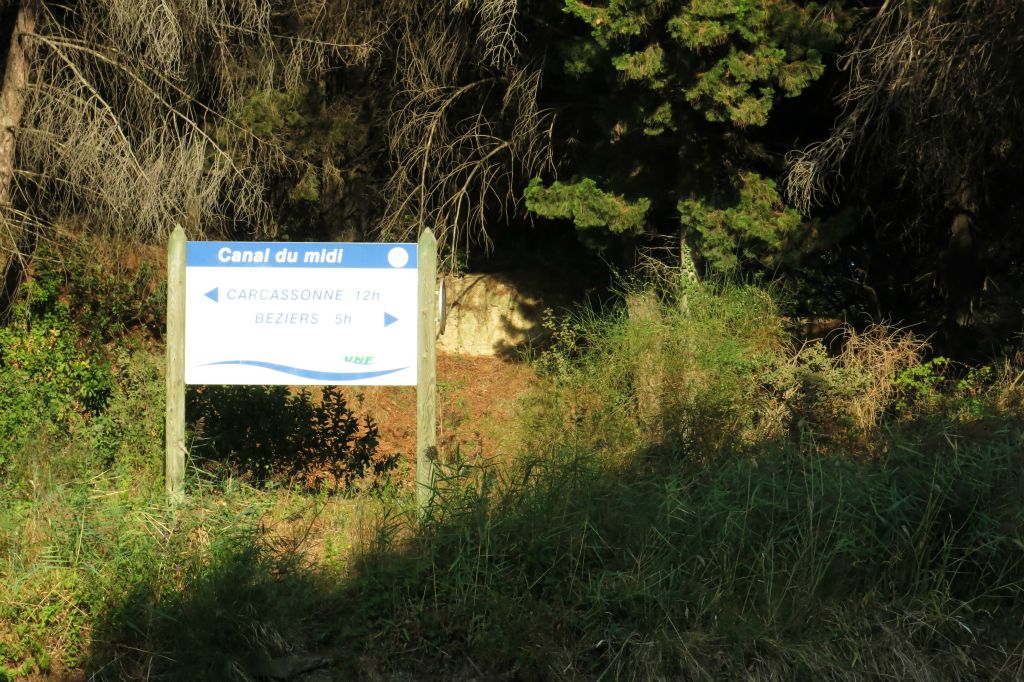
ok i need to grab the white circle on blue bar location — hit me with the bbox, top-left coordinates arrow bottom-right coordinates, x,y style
388,247 -> 410,268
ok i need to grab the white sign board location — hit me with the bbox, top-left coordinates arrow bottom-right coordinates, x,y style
185,242 -> 418,385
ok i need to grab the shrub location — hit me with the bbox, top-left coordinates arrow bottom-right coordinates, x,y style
82,346 -> 166,477
0,275 -> 113,476
0,233 -> 165,478
188,385 -> 396,491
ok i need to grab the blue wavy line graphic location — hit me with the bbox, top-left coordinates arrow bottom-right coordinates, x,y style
203,360 -> 407,382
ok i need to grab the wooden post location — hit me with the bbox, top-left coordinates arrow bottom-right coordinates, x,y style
416,229 -> 438,512
165,225 -> 186,499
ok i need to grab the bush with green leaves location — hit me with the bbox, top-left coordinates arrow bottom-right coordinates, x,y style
526,274 -> 965,461
0,235 -> 171,479
0,275 -> 114,475
80,347 -> 166,477
188,385 -> 395,491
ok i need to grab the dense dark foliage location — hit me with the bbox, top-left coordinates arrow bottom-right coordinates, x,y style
0,1 -> 1020,353
788,0 -> 1024,356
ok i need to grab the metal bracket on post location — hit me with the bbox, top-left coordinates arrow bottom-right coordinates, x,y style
437,277 -> 447,337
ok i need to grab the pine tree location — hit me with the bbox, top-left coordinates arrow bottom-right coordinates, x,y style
525,0 -> 851,272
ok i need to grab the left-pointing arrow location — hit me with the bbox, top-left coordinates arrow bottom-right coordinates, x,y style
205,287 -> 219,303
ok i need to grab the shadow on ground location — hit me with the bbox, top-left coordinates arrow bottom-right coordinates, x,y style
86,412 -> 1024,681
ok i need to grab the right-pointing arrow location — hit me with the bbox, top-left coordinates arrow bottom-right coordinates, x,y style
384,311 -> 398,327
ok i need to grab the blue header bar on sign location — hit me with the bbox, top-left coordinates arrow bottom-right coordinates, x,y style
186,242 -> 417,269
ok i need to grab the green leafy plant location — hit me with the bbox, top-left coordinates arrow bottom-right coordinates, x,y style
0,276 -> 114,474
188,385 -> 395,491
893,356 -> 951,411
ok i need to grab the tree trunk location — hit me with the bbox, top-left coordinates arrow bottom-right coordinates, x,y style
0,0 -> 37,307
946,183 -> 979,329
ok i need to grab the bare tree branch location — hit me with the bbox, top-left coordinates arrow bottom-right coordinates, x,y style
379,3 -> 550,270
0,0 -> 385,263
786,0 -> 1024,216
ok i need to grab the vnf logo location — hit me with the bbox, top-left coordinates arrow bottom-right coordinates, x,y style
345,356 -> 375,365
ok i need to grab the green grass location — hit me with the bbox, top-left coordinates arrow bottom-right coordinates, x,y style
3,258 -> 1024,679
17,420 -> 1014,680
326,426 -> 1024,679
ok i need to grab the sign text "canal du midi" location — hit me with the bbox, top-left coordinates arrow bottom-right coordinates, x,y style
185,242 -> 418,386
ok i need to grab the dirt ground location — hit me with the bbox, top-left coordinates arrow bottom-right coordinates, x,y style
337,353 -> 537,482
